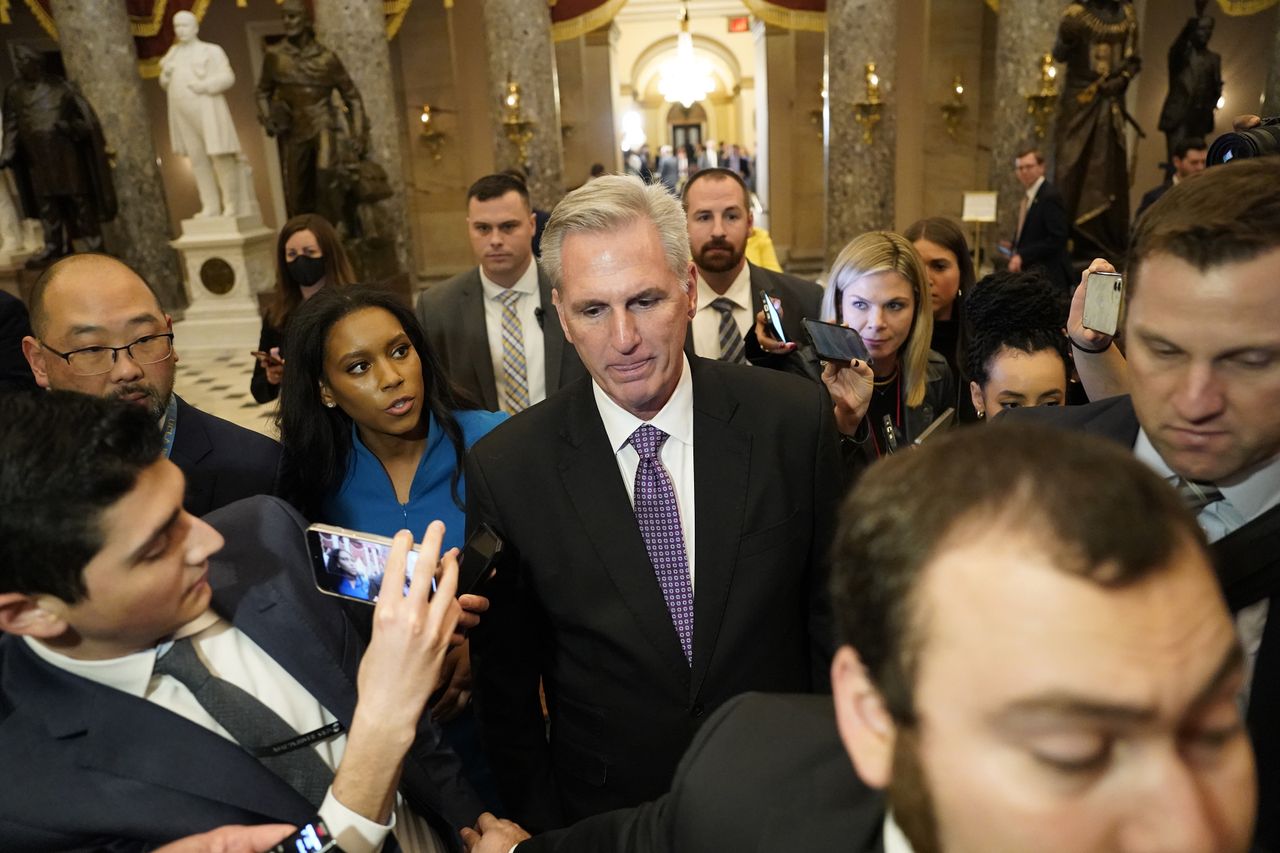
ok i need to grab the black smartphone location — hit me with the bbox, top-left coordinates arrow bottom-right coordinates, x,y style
458,523 -> 504,595
267,818 -> 340,853
802,318 -> 872,364
760,290 -> 788,343
306,523 -> 428,605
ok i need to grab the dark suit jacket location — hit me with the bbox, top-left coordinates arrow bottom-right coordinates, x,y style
519,694 -> 885,853
690,262 -> 822,362
466,357 -> 842,831
1012,395 -> 1280,851
172,396 -> 282,517
1133,181 -> 1171,225
0,290 -> 37,393
0,496 -> 483,851
1013,180 -> 1074,293
414,264 -> 585,411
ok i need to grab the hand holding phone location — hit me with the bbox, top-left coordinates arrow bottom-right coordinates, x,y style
802,318 -> 872,364
1082,270 -> 1124,338
760,290 -> 789,344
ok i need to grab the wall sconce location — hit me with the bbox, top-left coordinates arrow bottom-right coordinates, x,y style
1024,53 -> 1059,139
939,75 -> 967,139
809,85 -> 826,137
419,104 -> 446,161
853,63 -> 883,145
502,73 -> 535,164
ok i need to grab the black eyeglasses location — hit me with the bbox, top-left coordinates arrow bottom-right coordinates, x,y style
40,333 -> 175,377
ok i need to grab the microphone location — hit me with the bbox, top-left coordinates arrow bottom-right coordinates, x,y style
534,306 -> 545,328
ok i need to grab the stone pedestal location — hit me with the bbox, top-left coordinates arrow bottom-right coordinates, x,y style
170,216 -> 274,353
482,0 -> 566,209
989,0 -> 1064,247
313,0 -> 414,277
48,0 -> 184,312
825,0 -> 897,265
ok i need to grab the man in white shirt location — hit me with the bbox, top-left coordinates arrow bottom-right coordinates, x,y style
415,174 -> 583,413
0,391 -> 485,851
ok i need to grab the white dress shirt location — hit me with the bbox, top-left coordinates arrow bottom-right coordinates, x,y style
692,263 -> 752,362
480,260 -> 547,410
26,611 -> 443,853
1135,429 -> 1280,705
883,811 -> 914,853
591,354 -> 697,587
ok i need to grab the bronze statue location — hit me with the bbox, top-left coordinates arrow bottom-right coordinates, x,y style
1052,0 -> 1141,261
0,47 -> 116,268
1157,0 -> 1221,168
255,0 -> 367,235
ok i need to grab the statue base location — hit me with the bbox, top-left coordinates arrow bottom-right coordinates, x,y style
170,214 -> 274,352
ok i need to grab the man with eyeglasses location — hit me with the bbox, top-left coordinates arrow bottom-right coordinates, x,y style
20,252 -> 281,515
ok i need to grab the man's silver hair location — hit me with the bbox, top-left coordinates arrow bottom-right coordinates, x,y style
541,175 -> 691,292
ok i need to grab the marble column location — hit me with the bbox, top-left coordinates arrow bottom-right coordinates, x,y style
47,0 -> 184,311
1265,15 -> 1280,117
482,0 -> 566,210
989,0 -> 1063,247
825,0 -> 897,266
583,24 -> 620,175
313,0 -> 414,279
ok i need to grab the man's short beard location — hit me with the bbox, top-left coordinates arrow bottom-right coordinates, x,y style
112,385 -> 169,422
695,241 -> 746,275
887,726 -> 942,853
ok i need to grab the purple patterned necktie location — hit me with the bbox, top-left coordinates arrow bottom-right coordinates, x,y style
629,424 -> 694,664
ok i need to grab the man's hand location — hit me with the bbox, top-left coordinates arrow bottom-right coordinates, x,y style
461,813 -> 532,852
1008,253 -> 1023,273
454,593 -> 489,646
821,358 -> 875,435
431,642 -> 473,723
154,824 -> 295,853
1069,257 -> 1117,351
753,297 -> 798,356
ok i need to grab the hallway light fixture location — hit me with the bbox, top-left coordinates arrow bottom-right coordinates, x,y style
1025,54 -> 1059,139
501,73 -> 536,165
940,75 -> 967,139
852,63 -> 883,145
658,4 -> 715,109
419,104 -> 447,161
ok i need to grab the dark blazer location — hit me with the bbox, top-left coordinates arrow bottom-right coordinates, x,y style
689,261 -> 822,361
0,496 -> 483,851
466,357 -> 842,831
0,290 -> 38,393
1133,181 -> 1171,225
1013,180 -> 1074,293
171,396 -> 282,517
519,694 -> 885,853
1012,395 -> 1280,851
414,264 -> 585,411
249,318 -> 284,404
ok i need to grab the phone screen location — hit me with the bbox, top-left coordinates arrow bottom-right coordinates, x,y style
760,291 -> 788,343
308,527 -> 424,605
802,318 -> 872,364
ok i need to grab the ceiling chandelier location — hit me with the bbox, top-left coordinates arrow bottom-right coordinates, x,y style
658,4 -> 715,109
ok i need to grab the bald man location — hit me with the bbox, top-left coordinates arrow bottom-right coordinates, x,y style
21,253 -> 280,515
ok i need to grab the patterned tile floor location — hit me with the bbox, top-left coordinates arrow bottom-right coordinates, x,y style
175,347 -> 277,439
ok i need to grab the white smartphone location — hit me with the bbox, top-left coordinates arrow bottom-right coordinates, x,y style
1082,271 -> 1124,338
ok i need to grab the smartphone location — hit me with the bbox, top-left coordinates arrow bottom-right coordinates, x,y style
913,407 -> 956,446
1082,271 -> 1124,338
267,818 -> 339,853
760,290 -> 788,344
458,523 -> 504,595
250,350 -> 283,364
306,523 -> 427,605
802,318 -> 872,364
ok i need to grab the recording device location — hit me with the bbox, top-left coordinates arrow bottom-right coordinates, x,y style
534,306 -> 545,328
913,407 -> 956,446
267,818 -> 341,853
1208,116 -> 1280,166
760,290 -> 788,344
306,523 -> 424,605
802,318 -> 872,364
458,522 -> 504,595
1082,271 -> 1124,338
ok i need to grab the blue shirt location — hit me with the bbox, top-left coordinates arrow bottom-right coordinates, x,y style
321,409 -> 507,551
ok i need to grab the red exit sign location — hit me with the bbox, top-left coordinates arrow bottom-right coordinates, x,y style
727,15 -> 749,32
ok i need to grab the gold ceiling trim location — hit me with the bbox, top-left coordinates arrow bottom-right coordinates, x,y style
1215,0 -> 1277,12
20,0 -> 56,39
742,0 -> 825,32
985,0 -> 998,11
551,0 -> 627,42
385,0 -> 413,38
129,0 -> 169,38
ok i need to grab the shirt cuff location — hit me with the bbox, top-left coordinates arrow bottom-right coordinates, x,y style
319,787 -> 398,853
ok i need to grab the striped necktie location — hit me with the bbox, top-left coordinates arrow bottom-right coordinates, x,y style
1174,477 -> 1224,514
497,289 -> 531,413
710,297 -> 747,364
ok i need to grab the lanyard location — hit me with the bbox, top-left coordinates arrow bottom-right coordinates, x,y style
161,395 -> 178,459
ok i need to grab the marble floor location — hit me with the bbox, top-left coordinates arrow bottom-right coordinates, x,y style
174,340 -> 277,440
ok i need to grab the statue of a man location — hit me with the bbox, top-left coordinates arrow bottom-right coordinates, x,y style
1157,0 -> 1222,167
1052,0 -> 1141,261
159,10 -> 244,218
255,0 -> 367,232
0,47 -> 116,268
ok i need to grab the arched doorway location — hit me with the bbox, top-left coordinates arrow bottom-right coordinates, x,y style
666,102 -> 707,153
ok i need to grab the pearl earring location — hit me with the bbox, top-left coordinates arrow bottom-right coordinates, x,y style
324,401 -> 336,409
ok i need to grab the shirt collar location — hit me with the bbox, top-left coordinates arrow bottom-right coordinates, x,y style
1024,175 -> 1045,202
592,354 -> 695,454
696,262 -> 752,313
480,258 -> 539,300
882,811 -> 914,853
1134,428 -> 1280,522
22,609 -> 220,698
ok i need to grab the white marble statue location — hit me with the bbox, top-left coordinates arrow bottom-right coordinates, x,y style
159,11 -> 243,218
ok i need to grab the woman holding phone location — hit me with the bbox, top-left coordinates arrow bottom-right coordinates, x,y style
251,214 -> 357,404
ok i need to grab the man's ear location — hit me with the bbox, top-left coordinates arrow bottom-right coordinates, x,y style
166,315 -> 180,367
20,336 -> 50,389
684,263 -> 698,318
0,592 -> 70,640
552,287 -> 573,344
831,645 -> 898,789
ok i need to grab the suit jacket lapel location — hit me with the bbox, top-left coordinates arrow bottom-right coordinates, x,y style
459,273 -> 500,411
1212,504 -> 1280,612
688,360 -> 749,698
171,396 -> 214,514
557,382 -> 692,684
537,265 -> 565,392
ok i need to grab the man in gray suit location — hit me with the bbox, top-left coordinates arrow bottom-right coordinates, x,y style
415,174 -> 583,413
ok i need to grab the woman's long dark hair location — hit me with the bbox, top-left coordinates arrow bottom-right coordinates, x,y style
265,214 -> 358,329
276,285 -> 477,518
903,216 -> 975,372
964,270 -> 1069,386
